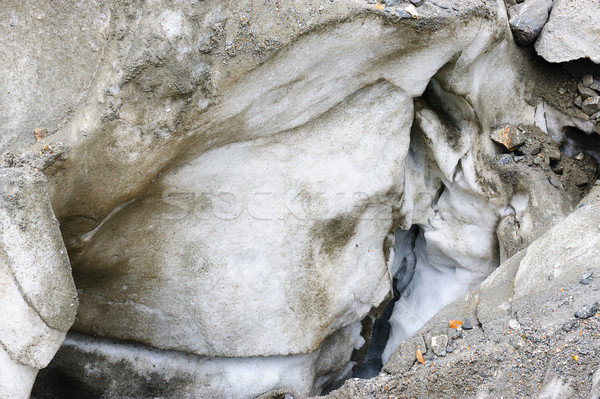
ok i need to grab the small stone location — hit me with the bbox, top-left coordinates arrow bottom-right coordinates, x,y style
558,87 -> 566,95
430,335 -> 449,356
578,84 -> 598,99
549,177 -> 561,188
574,95 -> 583,108
575,152 -> 585,161
546,147 -> 561,161
580,272 -> 593,285
508,319 -> 521,331
395,8 -> 410,18
462,318 -> 473,330
574,302 -> 599,319
582,96 -> 600,116
497,154 -> 513,165
491,125 -> 526,151
404,4 -> 419,18
410,0 -> 424,6
591,80 -> 600,93
447,328 -> 459,340
445,345 -> 454,353
513,155 -> 524,162
582,74 -> 594,87
590,111 -> 600,123
561,320 -> 577,332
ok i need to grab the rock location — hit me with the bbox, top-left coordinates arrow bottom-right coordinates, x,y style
508,319 -> 522,331
574,303 -> 599,319
462,318 -> 473,330
580,272 -> 593,285
535,0 -> 600,63
591,80 -> 600,93
496,154 -> 513,165
508,0 -> 553,46
590,111 -> 600,123
549,177 -> 561,188
582,96 -> 600,116
491,125 -> 526,151
578,84 -> 597,99
410,0 -> 425,6
395,8 -> 411,18
404,4 -> 419,18
429,335 -> 449,357
574,95 -> 583,108
582,74 -> 594,87
0,167 -> 77,398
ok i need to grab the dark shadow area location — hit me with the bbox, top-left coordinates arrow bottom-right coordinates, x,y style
352,225 -> 419,379
560,127 -> 600,164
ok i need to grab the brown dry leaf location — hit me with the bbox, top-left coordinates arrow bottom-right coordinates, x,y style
449,320 -> 463,329
416,349 -> 424,364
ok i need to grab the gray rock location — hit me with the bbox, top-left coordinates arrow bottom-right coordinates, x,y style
497,154 -> 514,165
582,96 -> 600,116
395,9 -> 411,18
508,319 -> 521,331
582,74 -> 594,87
590,111 -> 600,123
580,272 -> 593,285
508,0 -> 553,46
462,318 -> 473,330
590,80 -> 600,93
578,84 -> 597,99
429,335 -> 449,357
574,303 -> 599,319
535,0 -> 600,63
410,0 -> 425,6
574,95 -> 583,108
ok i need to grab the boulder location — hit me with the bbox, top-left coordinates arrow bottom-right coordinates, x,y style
535,0 -> 600,63
508,0 -> 553,46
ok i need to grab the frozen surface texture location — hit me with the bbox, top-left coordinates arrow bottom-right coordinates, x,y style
0,0 -> 598,398
324,185 -> 600,399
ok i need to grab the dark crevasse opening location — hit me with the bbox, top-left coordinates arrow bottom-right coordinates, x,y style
560,127 -> 600,164
352,225 -> 420,379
